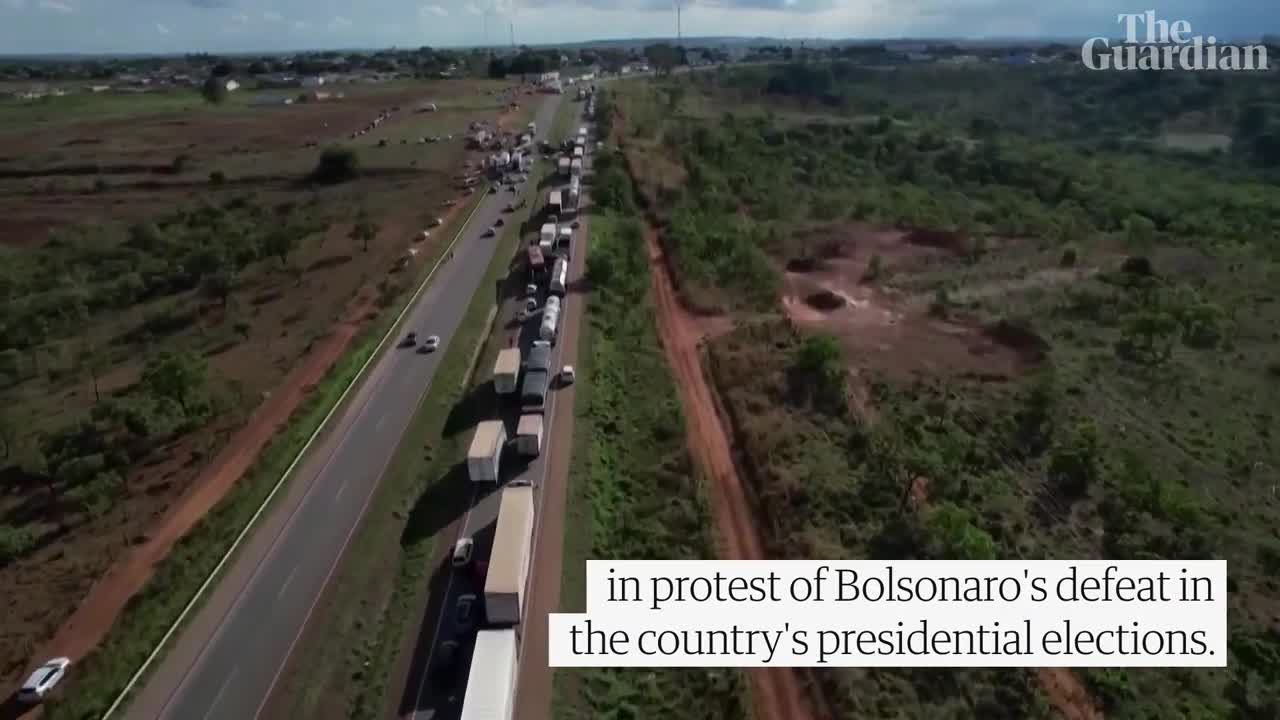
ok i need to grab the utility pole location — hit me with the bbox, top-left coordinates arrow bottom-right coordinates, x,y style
677,3 -> 682,45
510,21 -> 515,49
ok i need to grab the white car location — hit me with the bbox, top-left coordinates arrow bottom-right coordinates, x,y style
421,335 -> 441,352
482,227 -> 496,238
561,365 -> 576,385
525,283 -> 537,295
432,217 -> 444,227
451,537 -> 474,568
18,657 -> 70,704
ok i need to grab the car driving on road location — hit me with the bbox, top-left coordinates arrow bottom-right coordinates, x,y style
18,658 -> 71,704
451,537 -> 474,568
418,335 -> 441,353
455,594 -> 478,632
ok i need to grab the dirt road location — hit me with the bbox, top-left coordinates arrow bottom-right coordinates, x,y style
642,225 -> 818,720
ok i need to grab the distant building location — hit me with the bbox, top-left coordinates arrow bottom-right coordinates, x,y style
301,75 -> 326,88
223,78 -> 241,92
250,94 -> 294,106
258,73 -> 300,88
1001,53 -> 1037,66
538,71 -> 559,83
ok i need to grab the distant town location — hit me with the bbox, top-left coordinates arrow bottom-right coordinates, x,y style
9,36 -> 1276,102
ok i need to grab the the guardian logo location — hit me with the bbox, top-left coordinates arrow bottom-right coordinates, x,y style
1082,11 -> 1269,71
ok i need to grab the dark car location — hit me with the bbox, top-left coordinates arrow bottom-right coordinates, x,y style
431,640 -> 462,689
455,594 -> 478,632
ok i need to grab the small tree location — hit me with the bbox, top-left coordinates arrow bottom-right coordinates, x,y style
1048,420 -> 1102,499
201,75 -> 229,105
863,253 -> 884,282
312,146 -> 360,184
262,226 -> 301,266
348,208 -> 379,253
141,350 -> 208,412
1060,244 -> 1079,267
201,269 -> 236,308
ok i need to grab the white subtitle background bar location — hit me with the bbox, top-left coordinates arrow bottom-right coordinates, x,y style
547,560 -> 1226,668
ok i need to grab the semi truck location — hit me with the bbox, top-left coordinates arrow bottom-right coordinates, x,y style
493,348 -> 521,396
526,245 -> 546,281
539,306 -> 559,342
573,145 -> 584,159
521,369 -> 550,410
538,223 -> 556,256
484,486 -> 534,626
466,420 -> 506,483
557,227 -> 573,258
548,190 -> 562,217
558,156 -> 571,177
550,257 -> 568,297
570,158 -> 583,178
515,414 -> 544,457
459,629 -> 518,720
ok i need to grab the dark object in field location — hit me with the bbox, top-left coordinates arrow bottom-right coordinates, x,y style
983,318 -> 1049,363
1120,255 -> 1155,277
786,256 -> 822,272
904,227 -> 968,253
805,289 -> 846,311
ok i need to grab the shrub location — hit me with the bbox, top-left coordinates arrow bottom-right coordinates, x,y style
1120,255 -> 1154,277
0,524 -> 37,565
311,147 -> 360,184
1060,244 -> 1079,267
929,288 -> 952,318
209,170 -> 226,186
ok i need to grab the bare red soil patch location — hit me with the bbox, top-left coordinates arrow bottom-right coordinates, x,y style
644,224 -> 819,720
781,224 -> 1039,381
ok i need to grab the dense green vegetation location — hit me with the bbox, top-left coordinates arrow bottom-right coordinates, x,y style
609,64 -> 1280,719
554,211 -> 747,719
0,197 -> 327,542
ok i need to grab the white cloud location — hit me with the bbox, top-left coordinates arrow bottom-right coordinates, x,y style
37,0 -> 73,14
327,15 -> 352,30
155,22 -> 171,34
420,4 -> 449,17
292,19 -> 311,30
463,3 -> 483,15
263,10 -> 282,22
231,11 -> 248,24
2,0 -> 28,12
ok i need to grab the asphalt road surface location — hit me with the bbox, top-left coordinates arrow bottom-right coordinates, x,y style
123,93 -> 565,720
398,98 -> 596,720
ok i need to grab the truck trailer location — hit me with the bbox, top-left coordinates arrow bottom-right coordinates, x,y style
515,414 -> 544,457
548,190 -> 562,217
558,156 -> 571,177
526,245 -> 546,281
459,629 -> 518,720
550,257 -> 569,296
570,158 -> 583,178
493,348 -> 521,396
539,307 -> 559,343
521,369 -> 550,409
466,420 -> 506,483
483,486 -> 534,626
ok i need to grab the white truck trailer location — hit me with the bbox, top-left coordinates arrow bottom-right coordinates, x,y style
493,348 -> 521,396
548,190 -> 563,217
558,156 -> 571,177
466,420 -> 506,483
515,414 -> 544,457
570,158 -> 583,178
459,629 -> 518,720
539,223 -> 556,256
484,486 -> 534,625
539,306 -> 559,342
550,257 -> 569,297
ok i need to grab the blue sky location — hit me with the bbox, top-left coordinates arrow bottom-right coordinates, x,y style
0,1 -> 1275,55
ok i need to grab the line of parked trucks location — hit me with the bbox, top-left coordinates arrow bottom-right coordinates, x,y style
452,111 -> 590,720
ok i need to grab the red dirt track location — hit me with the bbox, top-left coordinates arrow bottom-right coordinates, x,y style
643,225 -> 818,720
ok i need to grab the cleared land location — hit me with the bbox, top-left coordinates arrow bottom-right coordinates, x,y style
583,63 -> 1280,720
0,78 -> 521,698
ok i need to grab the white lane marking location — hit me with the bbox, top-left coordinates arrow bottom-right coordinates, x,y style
277,565 -> 299,602
334,477 -> 349,504
376,413 -> 389,432
200,667 -> 238,720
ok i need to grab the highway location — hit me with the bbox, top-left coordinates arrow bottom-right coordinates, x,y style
398,96 -> 596,720
122,93 -> 565,720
